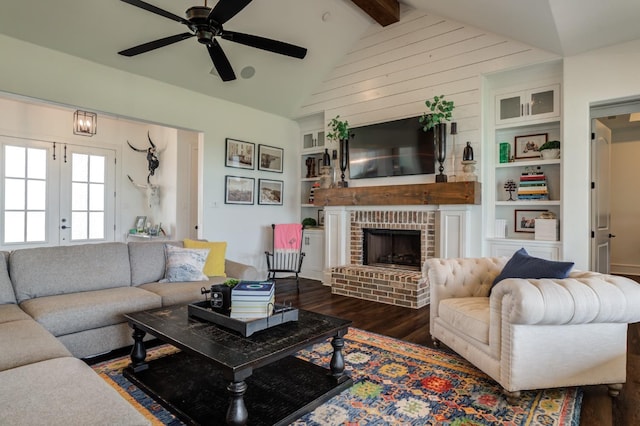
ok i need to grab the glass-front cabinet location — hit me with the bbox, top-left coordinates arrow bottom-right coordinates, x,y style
495,84 -> 560,126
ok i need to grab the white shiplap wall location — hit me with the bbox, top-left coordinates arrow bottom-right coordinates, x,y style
297,7 -> 559,181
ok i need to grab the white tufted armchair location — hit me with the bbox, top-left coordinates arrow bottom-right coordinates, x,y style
425,256 -> 640,401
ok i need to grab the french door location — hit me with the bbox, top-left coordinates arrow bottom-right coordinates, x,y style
1,135 -> 116,248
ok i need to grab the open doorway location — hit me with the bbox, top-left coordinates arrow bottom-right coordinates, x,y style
591,102 -> 640,277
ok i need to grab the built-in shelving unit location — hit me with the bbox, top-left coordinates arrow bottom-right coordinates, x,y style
484,63 -> 563,260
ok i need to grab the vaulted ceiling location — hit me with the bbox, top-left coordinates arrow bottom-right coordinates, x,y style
1,0 -> 640,118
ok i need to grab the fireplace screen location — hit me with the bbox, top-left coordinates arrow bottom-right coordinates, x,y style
362,228 -> 421,270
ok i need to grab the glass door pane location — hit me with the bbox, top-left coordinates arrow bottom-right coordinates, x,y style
3,145 -> 47,244
69,153 -> 107,241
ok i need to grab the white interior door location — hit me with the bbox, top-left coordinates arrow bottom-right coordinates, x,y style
591,119 -> 612,273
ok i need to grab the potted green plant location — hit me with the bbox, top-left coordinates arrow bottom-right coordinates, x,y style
327,115 -> 351,187
419,95 -> 455,131
327,115 -> 350,142
539,140 -> 560,160
419,95 -> 455,182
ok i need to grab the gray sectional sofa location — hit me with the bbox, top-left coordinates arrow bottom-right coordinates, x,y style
0,240 -> 258,425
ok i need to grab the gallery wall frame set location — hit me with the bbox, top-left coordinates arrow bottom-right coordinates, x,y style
225,138 -> 255,170
258,144 -> 283,173
225,138 -> 284,174
225,175 -> 255,205
258,179 -> 283,205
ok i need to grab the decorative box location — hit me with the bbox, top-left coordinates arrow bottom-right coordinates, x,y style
535,218 -> 558,241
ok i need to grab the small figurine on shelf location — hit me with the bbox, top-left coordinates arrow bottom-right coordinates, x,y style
504,179 -> 517,201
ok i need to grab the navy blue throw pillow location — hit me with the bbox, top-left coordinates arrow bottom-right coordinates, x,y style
491,248 -> 574,291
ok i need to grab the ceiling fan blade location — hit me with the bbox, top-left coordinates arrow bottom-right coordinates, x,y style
118,32 -> 194,57
208,0 -> 252,25
221,31 -> 307,59
207,40 -> 236,81
120,0 -> 190,25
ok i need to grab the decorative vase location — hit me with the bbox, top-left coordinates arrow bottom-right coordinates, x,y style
339,138 -> 349,188
319,166 -> 332,188
540,149 -> 560,160
323,149 -> 331,166
434,123 -> 447,182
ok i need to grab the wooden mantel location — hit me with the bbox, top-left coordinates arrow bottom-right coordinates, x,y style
313,182 -> 481,207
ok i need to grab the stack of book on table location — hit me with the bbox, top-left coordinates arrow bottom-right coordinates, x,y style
230,281 -> 275,319
517,170 -> 549,200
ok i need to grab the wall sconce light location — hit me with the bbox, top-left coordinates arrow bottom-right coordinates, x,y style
73,110 -> 97,136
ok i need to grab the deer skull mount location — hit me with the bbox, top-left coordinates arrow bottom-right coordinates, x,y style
127,131 -> 163,183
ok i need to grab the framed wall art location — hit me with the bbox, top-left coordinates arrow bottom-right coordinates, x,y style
258,144 -> 283,173
225,138 -> 255,170
514,209 -> 547,233
318,209 -> 325,226
514,133 -> 547,159
258,179 -> 283,205
225,175 -> 255,205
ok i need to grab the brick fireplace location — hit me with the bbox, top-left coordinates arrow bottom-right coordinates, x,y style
330,210 -> 435,308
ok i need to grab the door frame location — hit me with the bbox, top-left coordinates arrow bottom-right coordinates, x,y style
589,99 -> 640,272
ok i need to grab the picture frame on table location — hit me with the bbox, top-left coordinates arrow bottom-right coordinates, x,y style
225,175 -> 255,205
134,216 -> 147,232
225,138 -> 255,170
514,209 -> 547,233
318,209 -> 325,226
258,144 -> 284,173
514,133 -> 547,159
258,179 -> 283,205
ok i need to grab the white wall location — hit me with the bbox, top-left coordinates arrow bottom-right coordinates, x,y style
0,34 -> 299,271
0,95 -> 181,239
297,8 -> 559,256
564,39 -> 640,269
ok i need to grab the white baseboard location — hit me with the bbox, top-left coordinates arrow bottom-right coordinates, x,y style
610,263 -> 640,276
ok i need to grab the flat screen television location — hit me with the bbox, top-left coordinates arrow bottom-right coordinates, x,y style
348,116 -> 435,180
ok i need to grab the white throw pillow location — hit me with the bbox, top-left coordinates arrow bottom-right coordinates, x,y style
160,244 -> 210,283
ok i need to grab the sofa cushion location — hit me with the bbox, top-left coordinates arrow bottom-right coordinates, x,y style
184,239 -> 227,277
0,319 -> 72,371
439,297 -> 490,344
160,245 -> 209,283
128,240 -> 183,286
0,251 -> 16,304
0,303 -> 32,324
140,276 -> 227,306
0,357 -> 151,425
10,243 -> 132,303
19,287 -> 161,336
492,248 -> 574,291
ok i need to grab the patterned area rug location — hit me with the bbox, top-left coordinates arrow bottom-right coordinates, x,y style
91,328 -> 582,425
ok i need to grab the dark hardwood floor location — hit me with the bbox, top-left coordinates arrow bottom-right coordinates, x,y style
277,277 -> 620,426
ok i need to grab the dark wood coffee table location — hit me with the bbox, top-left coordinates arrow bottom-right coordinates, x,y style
123,304 -> 352,426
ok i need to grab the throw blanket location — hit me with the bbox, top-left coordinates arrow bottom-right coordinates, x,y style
274,224 -> 302,252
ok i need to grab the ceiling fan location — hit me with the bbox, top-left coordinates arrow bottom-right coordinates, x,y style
118,0 -> 307,82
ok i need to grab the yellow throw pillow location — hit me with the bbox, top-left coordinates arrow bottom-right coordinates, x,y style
183,239 -> 227,277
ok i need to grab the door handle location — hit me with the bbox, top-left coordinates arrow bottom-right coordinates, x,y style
61,225 -> 71,229
609,233 -> 616,238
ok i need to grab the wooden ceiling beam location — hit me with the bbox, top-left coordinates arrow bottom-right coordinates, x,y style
351,0 -> 400,27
